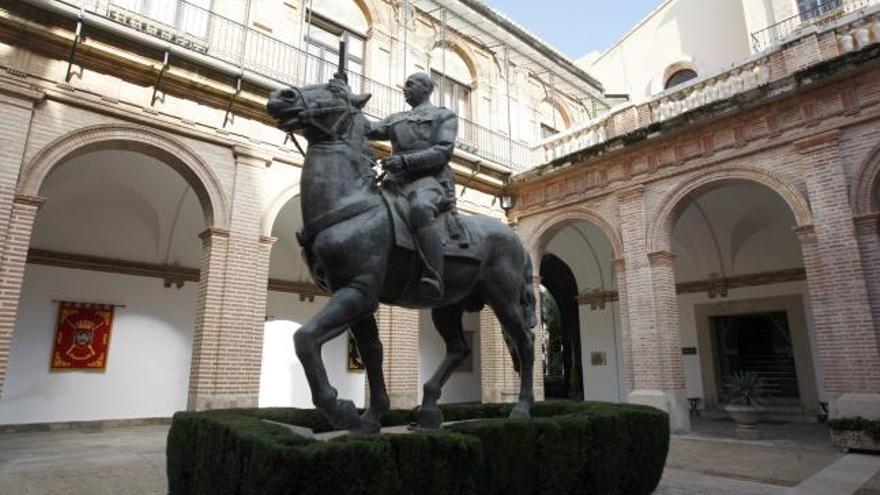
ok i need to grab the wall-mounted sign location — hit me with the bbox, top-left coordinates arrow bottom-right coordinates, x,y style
682,347 -> 698,355
590,351 -> 607,366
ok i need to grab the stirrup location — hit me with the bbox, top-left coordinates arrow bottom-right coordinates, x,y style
418,276 -> 444,300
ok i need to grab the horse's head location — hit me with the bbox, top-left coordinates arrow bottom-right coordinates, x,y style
267,78 -> 371,142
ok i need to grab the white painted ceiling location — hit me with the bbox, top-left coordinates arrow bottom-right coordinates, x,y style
671,183 -> 802,283
270,196 -> 309,281
31,150 -> 205,269
544,220 -> 616,293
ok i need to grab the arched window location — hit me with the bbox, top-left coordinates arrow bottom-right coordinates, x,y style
429,46 -> 473,120
664,69 -> 698,90
537,100 -> 569,139
304,1 -> 368,89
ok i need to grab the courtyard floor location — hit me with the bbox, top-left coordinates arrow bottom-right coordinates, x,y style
0,418 -> 878,494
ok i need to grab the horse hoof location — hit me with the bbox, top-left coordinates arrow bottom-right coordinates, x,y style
322,399 -> 363,431
417,407 -> 443,429
509,402 -> 532,420
350,417 -> 382,436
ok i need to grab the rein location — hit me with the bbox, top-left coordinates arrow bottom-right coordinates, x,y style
284,84 -> 377,169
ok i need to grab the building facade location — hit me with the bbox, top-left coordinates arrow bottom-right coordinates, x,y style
0,0 -> 878,433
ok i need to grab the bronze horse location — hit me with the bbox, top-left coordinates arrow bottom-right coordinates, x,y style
267,77 -> 536,434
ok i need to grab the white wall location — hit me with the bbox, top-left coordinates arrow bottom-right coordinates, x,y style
418,310 -> 482,404
259,292 -> 366,408
587,0 -> 752,100
677,280 -> 820,402
0,265 -> 196,425
579,303 -> 624,403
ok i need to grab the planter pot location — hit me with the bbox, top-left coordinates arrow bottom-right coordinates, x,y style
831,430 -> 880,453
726,404 -> 760,425
726,404 -> 761,439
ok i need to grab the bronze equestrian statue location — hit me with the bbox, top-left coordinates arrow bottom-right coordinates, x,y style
267,71 -> 536,435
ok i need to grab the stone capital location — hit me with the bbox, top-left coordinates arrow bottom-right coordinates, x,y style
611,257 -> 626,273
793,129 -> 841,153
233,145 -> 273,167
198,227 -> 231,240
12,194 -> 47,209
853,213 -> 880,234
259,235 -> 278,245
617,184 -> 646,201
647,250 -> 676,266
793,223 -> 816,239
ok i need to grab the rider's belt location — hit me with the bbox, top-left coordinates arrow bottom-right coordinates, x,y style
297,196 -> 383,249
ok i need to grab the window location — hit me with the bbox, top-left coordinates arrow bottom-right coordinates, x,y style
429,72 -> 471,119
428,47 -> 473,120
540,124 -> 559,139
303,14 -> 365,91
665,69 -> 698,90
115,0 -> 211,38
797,0 -> 842,20
536,100 -> 569,140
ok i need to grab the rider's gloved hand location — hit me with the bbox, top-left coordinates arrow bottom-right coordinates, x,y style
383,155 -> 405,173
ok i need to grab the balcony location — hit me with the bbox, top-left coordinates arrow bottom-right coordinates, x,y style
751,0 -> 880,52
532,4 -> 880,173
53,0 -> 534,173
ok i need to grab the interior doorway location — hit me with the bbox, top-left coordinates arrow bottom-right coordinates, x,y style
712,312 -> 800,403
540,254 -> 584,400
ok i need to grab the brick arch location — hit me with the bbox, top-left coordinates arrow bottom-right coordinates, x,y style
648,166 -> 813,253
19,124 -> 229,228
853,140 -> 880,215
262,183 -> 301,237
524,206 -> 624,260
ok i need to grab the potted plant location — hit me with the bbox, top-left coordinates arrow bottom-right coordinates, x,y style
722,371 -> 775,438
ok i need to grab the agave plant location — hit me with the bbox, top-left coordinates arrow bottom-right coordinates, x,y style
722,371 -> 776,406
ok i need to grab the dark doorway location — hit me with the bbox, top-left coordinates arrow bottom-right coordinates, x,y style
713,312 -> 799,401
540,254 -> 584,400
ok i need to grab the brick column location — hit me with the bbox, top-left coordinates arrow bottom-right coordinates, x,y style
479,308 -> 519,403
187,146 -> 272,410
0,89 -> 41,398
0,195 -> 44,397
796,130 -> 880,418
618,186 -> 689,432
612,258 -> 634,393
532,271 -> 545,403
376,304 -> 419,408
854,214 -> 880,345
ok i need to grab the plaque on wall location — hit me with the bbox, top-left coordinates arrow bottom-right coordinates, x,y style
590,351 -> 607,366
682,347 -> 698,355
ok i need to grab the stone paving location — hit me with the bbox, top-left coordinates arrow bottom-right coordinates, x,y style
0,418 -> 877,494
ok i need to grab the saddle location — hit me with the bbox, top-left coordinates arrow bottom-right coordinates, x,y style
379,190 -> 479,261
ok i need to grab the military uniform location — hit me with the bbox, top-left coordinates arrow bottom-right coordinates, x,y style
366,100 -> 458,297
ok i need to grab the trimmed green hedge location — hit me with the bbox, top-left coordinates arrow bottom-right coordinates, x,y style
167,401 -> 669,495
829,417 -> 880,441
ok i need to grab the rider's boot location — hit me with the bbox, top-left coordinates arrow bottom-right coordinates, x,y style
416,223 -> 444,301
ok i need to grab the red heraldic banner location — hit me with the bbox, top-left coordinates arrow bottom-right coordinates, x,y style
51,302 -> 115,371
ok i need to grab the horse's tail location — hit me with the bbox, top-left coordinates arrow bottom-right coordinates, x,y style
521,252 -> 538,329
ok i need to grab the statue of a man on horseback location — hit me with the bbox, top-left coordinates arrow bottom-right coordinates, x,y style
266,50 -> 537,435
365,72 -> 457,301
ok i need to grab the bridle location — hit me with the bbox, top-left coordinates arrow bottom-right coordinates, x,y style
284,82 -> 359,157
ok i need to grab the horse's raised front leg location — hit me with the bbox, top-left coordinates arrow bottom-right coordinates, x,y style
349,313 -> 388,434
417,303 -> 469,429
487,295 -> 535,420
294,286 -> 376,431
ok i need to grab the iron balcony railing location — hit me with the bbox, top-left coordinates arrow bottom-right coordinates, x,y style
751,0 -> 879,51
63,0 -> 533,172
